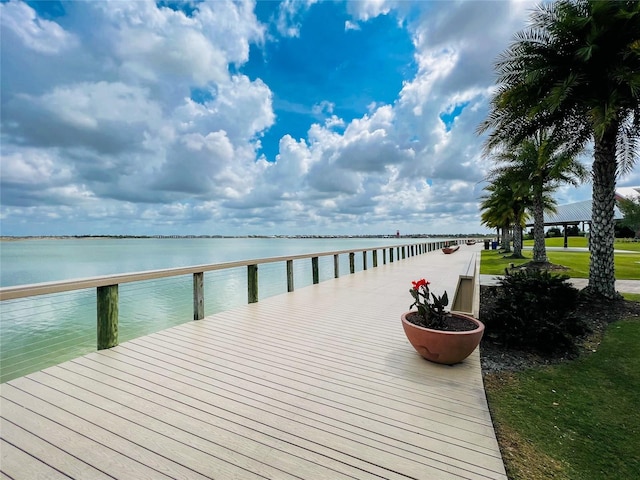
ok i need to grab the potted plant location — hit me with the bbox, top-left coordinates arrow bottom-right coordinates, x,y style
441,244 -> 460,254
401,279 -> 484,365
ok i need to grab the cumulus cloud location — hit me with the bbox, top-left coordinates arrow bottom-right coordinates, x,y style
0,0 -> 77,54
0,0 -> 547,236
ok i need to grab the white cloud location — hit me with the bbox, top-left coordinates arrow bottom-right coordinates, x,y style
346,0 -> 395,21
345,20 -> 361,31
0,0 -> 545,235
1,150 -> 71,186
275,0 -> 317,37
37,82 -> 161,130
312,100 -> 335,115
0,0 -> 77,54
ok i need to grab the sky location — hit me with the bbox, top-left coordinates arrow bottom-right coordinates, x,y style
1,0 -> 638,237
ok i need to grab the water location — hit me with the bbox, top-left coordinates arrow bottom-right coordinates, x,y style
0,237 -> 427,382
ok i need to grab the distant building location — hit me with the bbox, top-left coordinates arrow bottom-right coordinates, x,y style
523,188 -> 639,246
615,186 -> 640,201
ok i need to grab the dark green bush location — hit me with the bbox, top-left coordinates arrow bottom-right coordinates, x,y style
546,227 -> 562,238
481,269 -> 584,354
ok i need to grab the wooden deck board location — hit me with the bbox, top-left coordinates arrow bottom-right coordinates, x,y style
1,245 -> 507,479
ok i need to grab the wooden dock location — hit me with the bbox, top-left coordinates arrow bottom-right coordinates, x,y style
0,244 -> 507,479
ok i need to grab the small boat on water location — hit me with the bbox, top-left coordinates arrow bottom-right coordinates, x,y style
466,240 -> 476,245
442,245 -> 460,254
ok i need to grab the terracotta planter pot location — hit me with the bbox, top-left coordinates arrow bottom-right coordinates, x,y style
401,311 -> 485,365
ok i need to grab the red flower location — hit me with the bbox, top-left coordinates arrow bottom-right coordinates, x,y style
412,279 -> 429,290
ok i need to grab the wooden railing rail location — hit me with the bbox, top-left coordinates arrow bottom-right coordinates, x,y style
1,239 -> 473,351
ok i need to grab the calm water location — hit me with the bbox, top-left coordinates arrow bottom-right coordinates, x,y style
0,237 -> 423,382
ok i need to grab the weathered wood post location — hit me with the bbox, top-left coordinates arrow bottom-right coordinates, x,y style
287,260 -> 294,292
349,252 -> 355,274
373,250 -> 378,267
193,272 -> 204,320
248,264 -> 258,303
312,257 -> 319,284
97,284 -> 118,350
333,254 -> 339,278
362,251 -> 367,270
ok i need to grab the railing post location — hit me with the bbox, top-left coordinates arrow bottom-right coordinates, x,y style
396,247 -> 400,259
402,246 -> 406,259
373,250 -> 378,267
333,254 -> 339,278
383,249 -> 387,264
248,264 -> 258,303
362,251 -> 367,270
193,272 -> 204,320
349,252 -> 355,274
312,257 -> 319,284
287,260 -> 294,292
390,248 -> 394,262
97,284 -> 118,350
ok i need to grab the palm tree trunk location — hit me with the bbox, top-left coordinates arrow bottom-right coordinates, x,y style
532,190 -> 547,263
512,224 -> 523,257
501,225 -> 511,252
588,129 -> 618,298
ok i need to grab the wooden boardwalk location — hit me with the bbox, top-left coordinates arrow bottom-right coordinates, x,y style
0,245 -> 507,479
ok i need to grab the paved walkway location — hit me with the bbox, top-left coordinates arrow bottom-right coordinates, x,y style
0,244 -> 507,479
480,276 -> 640,294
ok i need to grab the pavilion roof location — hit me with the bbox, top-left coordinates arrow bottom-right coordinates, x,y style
526,199 -> 623,227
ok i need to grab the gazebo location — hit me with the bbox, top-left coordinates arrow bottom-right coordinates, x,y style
525,199 -> 624,248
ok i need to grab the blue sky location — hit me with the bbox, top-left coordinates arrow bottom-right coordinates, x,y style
1,0 -> 638,236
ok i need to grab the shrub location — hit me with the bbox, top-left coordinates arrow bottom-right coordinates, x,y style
546,227 -> 562,238
481,269 -> 584,354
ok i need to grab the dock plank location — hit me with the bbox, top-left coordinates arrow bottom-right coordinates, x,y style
1,245 -> 507,479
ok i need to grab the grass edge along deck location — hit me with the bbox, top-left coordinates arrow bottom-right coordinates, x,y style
0,244 -> 507,480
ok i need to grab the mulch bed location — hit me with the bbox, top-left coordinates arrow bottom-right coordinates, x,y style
479,286 -> 640,376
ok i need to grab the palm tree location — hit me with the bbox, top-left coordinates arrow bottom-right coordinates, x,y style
485,168 -> 531,258
480,175 -> 522,256
490,130 -> 588,264
479,0 -> 640,298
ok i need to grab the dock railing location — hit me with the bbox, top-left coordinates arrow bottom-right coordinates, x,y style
0,239 -> 471,353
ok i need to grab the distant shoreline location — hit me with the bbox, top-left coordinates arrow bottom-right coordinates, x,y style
1,234 -> 487,242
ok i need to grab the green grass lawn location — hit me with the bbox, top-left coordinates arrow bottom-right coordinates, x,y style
485,318 -> 640,480
522,236 -> 640,252
480,249 -> 640,279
